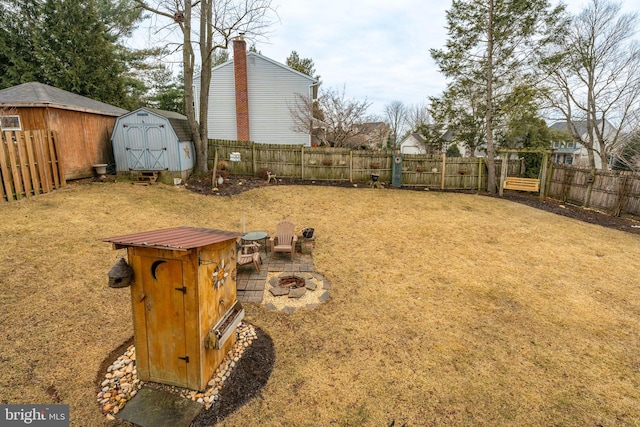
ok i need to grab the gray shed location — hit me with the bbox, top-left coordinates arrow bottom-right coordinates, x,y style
111,108 -> 194,180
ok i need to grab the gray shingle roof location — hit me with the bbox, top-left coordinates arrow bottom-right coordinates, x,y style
0,82 -> 127,116
139,108 -> 192,141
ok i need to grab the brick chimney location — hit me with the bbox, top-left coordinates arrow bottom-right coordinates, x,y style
233,37 -> 250,141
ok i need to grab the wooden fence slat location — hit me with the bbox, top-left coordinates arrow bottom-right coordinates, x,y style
34,130 -> 51,193
0,132 -> 14,202
0,130 -> 64,201
16,131 -> 33,197
5,131 -> 23,200
24,131 -> 40,195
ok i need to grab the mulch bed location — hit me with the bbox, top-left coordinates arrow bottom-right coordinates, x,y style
191,327 -> 275,425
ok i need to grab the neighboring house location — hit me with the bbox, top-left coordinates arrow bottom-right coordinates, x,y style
549,120 -> 617,169
194,37 -> 319,146
400,133 -> 427,154
352,122 -> 390,149
400,129 -> 464,156
0,82 -> 127,179
111,108 -> 194,180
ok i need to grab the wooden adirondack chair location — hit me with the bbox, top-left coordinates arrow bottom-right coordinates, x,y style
269,221 -> 297,261
237,242 -> 261,272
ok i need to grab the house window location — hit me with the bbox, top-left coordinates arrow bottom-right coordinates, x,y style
0,115 -> 21,130
567,141 -> 575,148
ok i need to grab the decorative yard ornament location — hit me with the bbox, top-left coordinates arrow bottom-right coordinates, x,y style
108,258 -> 134,288
212,259 -> 229,289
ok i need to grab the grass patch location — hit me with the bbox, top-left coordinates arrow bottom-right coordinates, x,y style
1,182 -> 640,426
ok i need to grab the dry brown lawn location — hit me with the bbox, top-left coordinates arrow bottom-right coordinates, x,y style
1,181 -> 640,426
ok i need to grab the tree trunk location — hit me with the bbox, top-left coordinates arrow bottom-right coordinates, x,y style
196,0 -> 213,175
181,1 -> 207,175
485,0 -> 497,194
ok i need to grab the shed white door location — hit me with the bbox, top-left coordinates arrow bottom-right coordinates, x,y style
125,124 -> 167,170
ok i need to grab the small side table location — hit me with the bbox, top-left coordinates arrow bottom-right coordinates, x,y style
242,231 -> 269,254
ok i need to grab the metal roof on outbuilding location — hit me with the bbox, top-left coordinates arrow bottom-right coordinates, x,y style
103,226 -> 241,251
0,82 -> 127,116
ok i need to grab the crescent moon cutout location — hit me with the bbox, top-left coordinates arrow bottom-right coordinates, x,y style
151,260 -> 166,280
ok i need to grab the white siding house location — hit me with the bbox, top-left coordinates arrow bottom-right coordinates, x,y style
194,38 -> 319,146
549,120 -> 617,169
400,133 -> 427,154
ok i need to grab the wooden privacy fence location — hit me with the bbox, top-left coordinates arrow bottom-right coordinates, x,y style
1,130 -> 65,202
548,164 -> 640,217
209,139 -> 521,191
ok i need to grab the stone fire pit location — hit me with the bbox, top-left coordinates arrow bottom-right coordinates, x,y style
262,272 -> 330,312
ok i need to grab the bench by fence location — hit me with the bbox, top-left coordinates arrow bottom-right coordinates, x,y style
503,177 -> 540,192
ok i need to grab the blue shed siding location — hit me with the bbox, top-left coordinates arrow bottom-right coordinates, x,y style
111,108 -> 194,172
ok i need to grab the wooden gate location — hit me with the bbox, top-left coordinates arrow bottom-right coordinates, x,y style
0,130 -> 65,202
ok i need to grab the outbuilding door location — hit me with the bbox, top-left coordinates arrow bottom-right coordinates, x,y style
140,257 -> 188,387
125,124 -> 167,170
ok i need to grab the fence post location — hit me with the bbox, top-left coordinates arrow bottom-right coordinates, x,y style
477,157 -> 483,191
441,153 -> 446,190
545,162 -> 554,198
251,142 -> 257,176
349,151 -> 353,183
301,145 -> 305,179
538,152 -> 549,202
499,155 -> 508,197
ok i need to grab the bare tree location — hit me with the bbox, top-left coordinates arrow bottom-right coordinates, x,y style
290,86 -> 372,148
406,102 -> 431,133
544,0 -> 640,171
383,100 -> 408,149
133,0 -> 275,174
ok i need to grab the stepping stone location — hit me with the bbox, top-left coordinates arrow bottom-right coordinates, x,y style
318,291 -> 330,302
282,306 -> 295,314
305,303 -> 319,310
263,303 -> 278,311
322,279 -> 331,290
288,287 -> 306,298
298,272 -> 314,280
311,272 -> 324,281
305,280 -> 317,291
269,277 -> 279,287
116,387 -> 202,427
269,286 -> 289,296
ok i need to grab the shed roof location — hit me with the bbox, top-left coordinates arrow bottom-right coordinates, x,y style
103,226 -> 241,251
0,82 -> 127,116
143,108 -> 192,141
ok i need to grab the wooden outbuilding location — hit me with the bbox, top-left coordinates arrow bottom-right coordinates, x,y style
103,227 -> 245,391
111,108 -> 194,181
0,82 -> 127,179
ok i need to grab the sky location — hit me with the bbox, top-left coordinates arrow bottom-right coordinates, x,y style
132,0 -> 640,116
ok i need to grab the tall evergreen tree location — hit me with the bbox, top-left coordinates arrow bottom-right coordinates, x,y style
0,0 -> 145,109
37,0 -> 127,106
286,50 -> 319,80
430,0 -> 567,193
